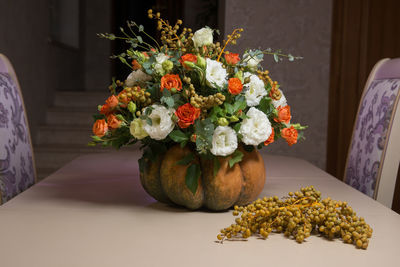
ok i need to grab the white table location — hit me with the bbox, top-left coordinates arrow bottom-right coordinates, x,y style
1,151 -> 399,267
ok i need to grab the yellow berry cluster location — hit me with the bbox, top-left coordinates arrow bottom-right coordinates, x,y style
147,9 -> 191,51
217,186 -> 373,249
217,28 -> 244,61
182,76 -> 225,111
118,86 -> 152,107
256,70 -> 281,100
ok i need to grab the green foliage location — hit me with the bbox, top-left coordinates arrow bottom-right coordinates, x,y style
195,118 -> 214,154
169,130 -> 189,143
185,163 -> 201,194
228,150 -> 244,168
176,153 -> 195,165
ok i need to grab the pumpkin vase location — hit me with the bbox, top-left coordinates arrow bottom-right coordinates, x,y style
139,145 -> 266,211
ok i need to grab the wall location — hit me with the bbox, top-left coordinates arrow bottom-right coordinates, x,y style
223,0 -> 332,169
0,0 -> 52,141
0,0 -> 112,141
84,0 -> 112,91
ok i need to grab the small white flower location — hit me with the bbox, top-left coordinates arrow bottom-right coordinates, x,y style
244,74 -> 267,106
129,118 -> 148,139
243,52 -> 263,70
206,58 -> 227,88
153,53 -> 170,75
239,107 -> 272,146
143,105 -> 175,140
192,27 -> 213,47
272,89 -> 288,108
210,126 -> 238,156
125,69 -> 152,87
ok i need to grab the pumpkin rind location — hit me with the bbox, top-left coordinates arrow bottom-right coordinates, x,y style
139,145 -> 266,210
235,147 -> 266,206
139,156 -> 170,204
201,156 -> 243,211
160,146 -> 204,210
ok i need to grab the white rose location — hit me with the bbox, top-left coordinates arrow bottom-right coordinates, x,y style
153,53 -> 170,75
125,69 -> 152,87
210,126 -> 238,156
244,74 -> 267,106
129,118 -> 148,139
192,27 -> 213,47
206,58 -> 227,88
143,105 -> 175,140
272,89 -> 288,108
243,52 -> 263,70
239,107 -> 272,146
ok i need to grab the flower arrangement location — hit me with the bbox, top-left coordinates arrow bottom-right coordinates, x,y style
90,10 -> 306,194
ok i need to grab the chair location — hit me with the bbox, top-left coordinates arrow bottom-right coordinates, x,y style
344,58 -> 400,208
0,54 -> 36,204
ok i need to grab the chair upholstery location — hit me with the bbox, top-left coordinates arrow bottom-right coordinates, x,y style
0,54 -> 36,204
344,58 -> 400,207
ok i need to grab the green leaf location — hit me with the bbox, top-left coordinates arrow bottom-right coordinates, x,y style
228,150 -> 244,168
258,97 -> 274,116
93,114 -> 105,121
137,36 -> 143,43
169,130 -> 189,142
146,117 -> 152,126
224,103 -> 234,114
273,54 -> 279,63
176,153 -> 195,165
161,96 -> 174,108
185,163 -> 201,194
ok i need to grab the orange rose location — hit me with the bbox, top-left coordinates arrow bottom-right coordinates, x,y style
175,103 -> 201,128
274,105 -> 291,124
179,53 -> 197,69
160,74 -> 182,92
225,52 -> 240,65
264,128 -> 275,146
107,114 -> 122,129
93,119 -> 108,137
281,126 -> 298,146
228,78 -> 243,95
105,95 -> 119,109
132,59 -> 141,70
100,104 -> 112,115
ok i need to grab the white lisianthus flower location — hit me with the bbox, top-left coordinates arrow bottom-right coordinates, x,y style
243,52 -> 263,71
125,69 -> 152,87
206,58 -> 227,88
244,74 -> 267,106
129,118 -> 148,139
153,53 -> 170,75
272,89 -> 288,108
210,126 -> 238,156
143,105 -> 175,140
192,27 -> 213,47
239,107 -> 272,146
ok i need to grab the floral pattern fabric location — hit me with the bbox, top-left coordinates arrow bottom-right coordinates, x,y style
345,79 -> 400,198
0,72 -> 35,204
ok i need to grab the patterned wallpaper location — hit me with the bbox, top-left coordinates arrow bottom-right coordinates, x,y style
223,0 -> 332,169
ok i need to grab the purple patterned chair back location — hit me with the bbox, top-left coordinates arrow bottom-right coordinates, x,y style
344,58 -> 400,207
0,54 -> 36,204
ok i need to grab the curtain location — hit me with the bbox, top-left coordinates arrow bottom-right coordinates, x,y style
327,0 -> 400,179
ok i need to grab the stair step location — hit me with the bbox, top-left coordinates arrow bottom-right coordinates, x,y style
54,91 -> 109,108
34,144 -> 139,170
36,125 -> 93,145
45,107 -> 96,126
34,145 -> 115,170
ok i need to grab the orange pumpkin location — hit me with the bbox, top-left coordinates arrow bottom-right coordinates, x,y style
139,145 -> 266,210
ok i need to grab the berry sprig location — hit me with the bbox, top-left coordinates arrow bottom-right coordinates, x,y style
217,186 -> 373,249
